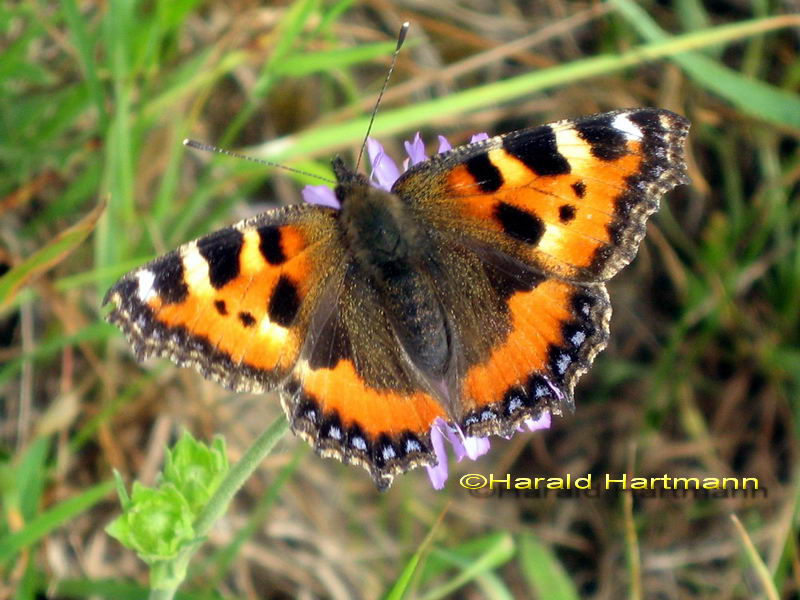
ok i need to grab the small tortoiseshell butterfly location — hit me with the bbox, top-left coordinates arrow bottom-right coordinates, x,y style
105,108 -> 689,489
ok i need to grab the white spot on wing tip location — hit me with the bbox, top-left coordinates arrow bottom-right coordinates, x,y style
136,270 -> 156,302
612,113 -> 643,139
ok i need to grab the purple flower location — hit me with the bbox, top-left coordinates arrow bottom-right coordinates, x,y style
301,133 -> 552,489
301,184 -> 340,208
302,131 -> 481,206
425,418 -> 491,490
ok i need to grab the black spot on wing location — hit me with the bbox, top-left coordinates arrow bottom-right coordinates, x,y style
495,202 -> 545,245
197,228 -> 244,289
574,114 -> 628,161
559,204 -> 576,223
571,180 -> 586,198
465,153 -> 503,192
258,225 -> 286,265
238,311 -> 256,327
152,252 -> 188,304
214,300 -> 228,315
503,126 -> 571,176
268,275 -> 300,327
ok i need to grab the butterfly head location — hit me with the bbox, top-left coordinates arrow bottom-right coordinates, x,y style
332,156 -> 378,207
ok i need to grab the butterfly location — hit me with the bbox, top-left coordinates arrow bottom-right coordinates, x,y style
104,108 -> 690,489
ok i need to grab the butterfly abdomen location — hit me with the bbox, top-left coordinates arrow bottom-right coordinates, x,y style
337,179 -> 450,377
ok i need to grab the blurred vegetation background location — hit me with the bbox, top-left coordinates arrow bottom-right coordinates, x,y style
1,1 -> 799,598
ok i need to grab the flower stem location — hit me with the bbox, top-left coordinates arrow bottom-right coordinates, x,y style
147,414 -> 290,600
194,414 -> 289,536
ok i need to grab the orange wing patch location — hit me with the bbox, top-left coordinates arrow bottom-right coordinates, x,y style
297,359 -> 445,437
459,278 -> 610,438
284,358 -> 447,489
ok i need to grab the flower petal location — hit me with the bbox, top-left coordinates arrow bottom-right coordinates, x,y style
437,135 -> 452,154
425,419 -> 450,490
463,436 -> 491,460
404,132 -> 428,166
520,411 -> 552,432
367,138 -> 400,190
301,185 -> 339,208
470,132 -> 490,143
443,422 -> 468,462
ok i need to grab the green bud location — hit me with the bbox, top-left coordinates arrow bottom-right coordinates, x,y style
163,431 -> 229,515
106,482 -> 196,563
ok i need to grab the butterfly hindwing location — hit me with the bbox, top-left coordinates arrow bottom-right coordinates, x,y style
457,251 -> 611,437
408,235 -> 610,438
284,261 -> 449,488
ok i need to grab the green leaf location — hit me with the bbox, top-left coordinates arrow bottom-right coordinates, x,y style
106,482 -> 196,564
518,533 -> 580,600
53,577 -> 225,600
163,431 -> 230,516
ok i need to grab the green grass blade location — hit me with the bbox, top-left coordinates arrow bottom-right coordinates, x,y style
96,0 -> 136,282
220,0 -> 320,145
203,447 -> 306,588
419,532 -> 515,600
383,506 -> 448,600
518,533 -> 580,600
274,41 -> 398,78
53,578 -> 225,600
61,0 -> 107,129
16,437 -> 51,523
251,14 -> 800,163
0,199 -> 106,307
730,514 -> 780,600
0,481 -> 113,563
0,322 -> 113,388
613,1 -> 800,127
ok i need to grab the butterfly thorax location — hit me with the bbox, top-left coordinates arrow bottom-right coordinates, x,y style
333,159 -> 450,379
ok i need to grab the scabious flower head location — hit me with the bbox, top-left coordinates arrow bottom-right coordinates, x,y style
301,132 -> 553,488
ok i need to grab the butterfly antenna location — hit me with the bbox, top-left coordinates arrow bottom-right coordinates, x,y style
354,21 -> 410,172
183,139 -> 335,184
